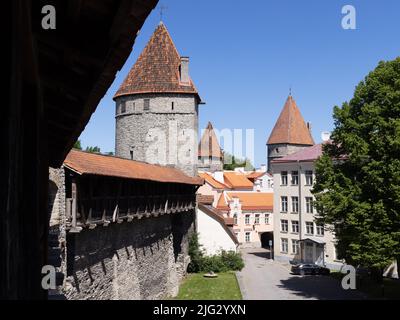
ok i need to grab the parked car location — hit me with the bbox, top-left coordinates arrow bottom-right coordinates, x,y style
291,264 -> 330,275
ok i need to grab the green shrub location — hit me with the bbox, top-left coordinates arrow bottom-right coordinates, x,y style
187,233 -> 245,273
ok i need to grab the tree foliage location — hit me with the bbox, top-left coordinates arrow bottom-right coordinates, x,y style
73,140 -> 82,150
312,58 -> 400,277
85,146 -> 101,153
223,152 -> 254,171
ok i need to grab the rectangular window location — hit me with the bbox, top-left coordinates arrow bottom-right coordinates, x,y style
255,214 -> 260,224
120,101 -> 126,113
292,239 -> 299,254
291,171 -> 299,185
233,214 -> 238,225
305,197 -> 314,213
281,219 -> 288,233
316,224 -> 325,236
305,170 -> 313,185
291,196 -> 299,213
305,222 -> 314,235
144,99 -> 150,111
245,215 -> 250,225
281,238 -> 288,253
281,196 -> 288,213
291,220 -> 299,233
264,214 -> 270,225
281,171 -> 288,185
245,232 -> 251,243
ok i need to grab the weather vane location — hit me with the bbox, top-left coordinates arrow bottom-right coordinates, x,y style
159,4 -> 168,22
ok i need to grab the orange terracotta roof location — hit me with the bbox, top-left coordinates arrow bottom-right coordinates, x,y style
246,171 -> 266,179
64,149 -> 203,185
267,95 -> 315,145
198,122 -> 223,158
223,172 -> 254,189
114,22 -> 200,100
196,194 -> 214,205
198,172 -> 228,189
217,192 -> 273,211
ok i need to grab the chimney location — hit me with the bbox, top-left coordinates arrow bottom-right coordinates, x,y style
180,56 -> 190,84
260,164 -> 267,172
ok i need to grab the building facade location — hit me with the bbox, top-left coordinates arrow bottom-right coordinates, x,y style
114,22 -> 202,177
217,192 -> 274,248
271,144 -> 344,270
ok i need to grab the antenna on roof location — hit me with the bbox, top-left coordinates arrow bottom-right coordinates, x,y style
159,4 -> 168,23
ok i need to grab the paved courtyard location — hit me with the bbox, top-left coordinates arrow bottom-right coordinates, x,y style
236,248 -> 367,300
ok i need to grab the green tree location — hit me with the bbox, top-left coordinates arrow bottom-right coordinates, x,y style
73,140 -> 82,150
85,146 -> 101,153
312,58 -> 400,282
223,152 -> 254,171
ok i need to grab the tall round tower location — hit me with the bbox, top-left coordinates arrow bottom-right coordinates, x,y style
113,23 -> 202,177
266,95 -> 314,171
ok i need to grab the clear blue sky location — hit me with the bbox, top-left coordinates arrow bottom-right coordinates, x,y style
79,0 -> 400,167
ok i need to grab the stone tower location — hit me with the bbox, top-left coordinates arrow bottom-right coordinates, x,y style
198,122 -> 223,173
113,22 -> 202,177
267,95 -> 314,171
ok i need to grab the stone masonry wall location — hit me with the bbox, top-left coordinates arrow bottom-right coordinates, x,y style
63,211 -> 195,300
115,93 -> 199,176
267,143 -> 312,171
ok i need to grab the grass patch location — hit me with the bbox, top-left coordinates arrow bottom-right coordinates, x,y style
330,272 -> 400,300
174,272 -> 242,300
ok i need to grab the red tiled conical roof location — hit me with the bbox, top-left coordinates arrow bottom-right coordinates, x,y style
114,22 -> 200,100
267,95 -> 314,145
198,122 -> 223,158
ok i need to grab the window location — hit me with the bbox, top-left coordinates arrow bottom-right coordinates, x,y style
281,238 -> 288,253
120,101 -> 126,113
264,214 -> 270,224
245,215 -> 250,225
291,196 -> 299,213
144,99 -> 150,111
132,102 -> 135,112
281,171 -> 288,185
171,101 -> 174,110
291,171 -> 299,185
305,222 -> 314,235
255,214 -> 260,224
316,224 -> 325,236
291,220 -> 299,233
305,197 -> 314,213
292,240 -> 300,254
245,232 -> 251,243
281,196 -> 288,212
233,214 -> 238,225
281,219 -> 288,233
305,170 -> 313,185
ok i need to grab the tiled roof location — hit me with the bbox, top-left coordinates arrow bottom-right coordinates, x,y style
217,192 -> 273,211
246,171 -> 267,180
198,122 -> 223,158
64,149 -> 203,185
196,194 -> 214,205
198,172 -> 228,189
114,22 -> 200,100
223,172 -> 254,189
267,95 -> 315,145
271,143 -> 322,163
